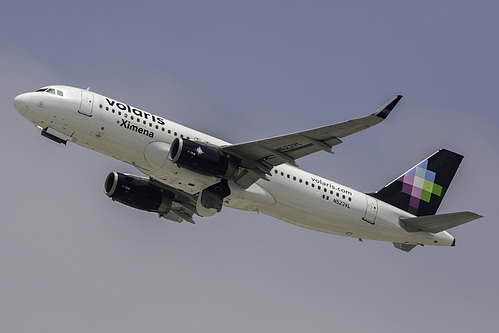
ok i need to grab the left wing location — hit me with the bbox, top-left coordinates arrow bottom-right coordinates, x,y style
222,95 -> 402,188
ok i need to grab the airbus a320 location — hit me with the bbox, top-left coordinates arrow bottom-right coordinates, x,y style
14,86 -> 482,252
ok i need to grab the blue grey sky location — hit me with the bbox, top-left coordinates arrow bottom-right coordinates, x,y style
1,1 -> 497,332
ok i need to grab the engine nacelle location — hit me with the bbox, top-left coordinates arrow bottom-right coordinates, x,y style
169,138 -> 239,179
104,172 -> 173,214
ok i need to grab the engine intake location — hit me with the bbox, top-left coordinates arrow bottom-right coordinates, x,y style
104,172 -> 173,214
169,138 -> 239,179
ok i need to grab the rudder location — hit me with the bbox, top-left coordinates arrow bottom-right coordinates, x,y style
370,149 -> 463,216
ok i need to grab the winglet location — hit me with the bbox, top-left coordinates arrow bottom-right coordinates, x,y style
374,95 -> 403,119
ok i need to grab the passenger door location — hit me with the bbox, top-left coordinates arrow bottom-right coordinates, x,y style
79,90 -> 93,116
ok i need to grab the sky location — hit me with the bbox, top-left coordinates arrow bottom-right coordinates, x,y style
1,1 -> 498,332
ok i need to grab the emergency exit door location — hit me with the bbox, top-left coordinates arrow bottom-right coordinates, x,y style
363,196 -> 378,224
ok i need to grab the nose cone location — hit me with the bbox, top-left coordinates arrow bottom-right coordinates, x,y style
14,93 -> 32,116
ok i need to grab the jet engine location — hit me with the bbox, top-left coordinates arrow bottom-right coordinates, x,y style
104,172 -> 173,214
169,138 -> 239,179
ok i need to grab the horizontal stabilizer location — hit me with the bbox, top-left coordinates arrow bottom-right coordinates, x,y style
401,211 -> 482,233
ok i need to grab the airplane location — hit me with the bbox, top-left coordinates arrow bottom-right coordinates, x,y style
13,85 -> 482,252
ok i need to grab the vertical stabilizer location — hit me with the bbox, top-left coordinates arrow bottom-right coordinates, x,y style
370,149 -> 463,216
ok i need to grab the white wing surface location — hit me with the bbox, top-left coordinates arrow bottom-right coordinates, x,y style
222,95 -> 402,187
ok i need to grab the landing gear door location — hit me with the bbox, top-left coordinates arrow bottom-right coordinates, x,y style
79,90 -> 94,116
363,196 -> 378,224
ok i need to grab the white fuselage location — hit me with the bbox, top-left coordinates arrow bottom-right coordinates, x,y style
14,85 -> 455,247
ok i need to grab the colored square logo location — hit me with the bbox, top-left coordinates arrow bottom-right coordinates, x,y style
397,160 -> 442,209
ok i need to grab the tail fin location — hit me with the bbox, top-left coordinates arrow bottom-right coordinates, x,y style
371,149 -> 463,216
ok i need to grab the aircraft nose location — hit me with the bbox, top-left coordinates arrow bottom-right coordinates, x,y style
14,93 -> 32,116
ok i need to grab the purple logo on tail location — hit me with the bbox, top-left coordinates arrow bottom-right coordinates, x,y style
397,160 -> 443,209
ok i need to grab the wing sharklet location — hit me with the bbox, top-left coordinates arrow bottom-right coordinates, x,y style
373,95 -> 403,119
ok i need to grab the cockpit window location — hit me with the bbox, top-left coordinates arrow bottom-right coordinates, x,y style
35,87 -> 63,96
